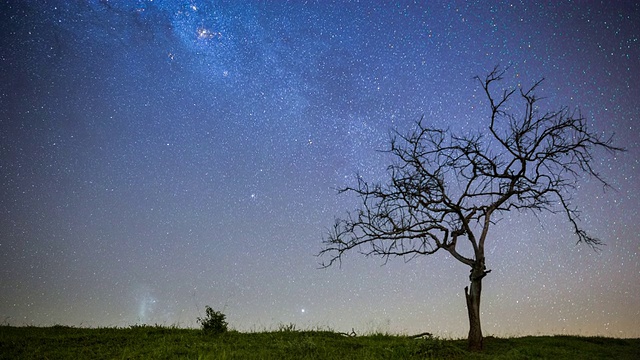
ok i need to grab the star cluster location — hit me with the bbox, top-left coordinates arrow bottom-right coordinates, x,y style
0,1 -> 638,338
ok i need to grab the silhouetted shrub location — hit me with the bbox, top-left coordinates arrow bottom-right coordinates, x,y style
197,306 -> 228,335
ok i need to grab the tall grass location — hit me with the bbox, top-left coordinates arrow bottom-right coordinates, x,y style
1,325 -> 638,359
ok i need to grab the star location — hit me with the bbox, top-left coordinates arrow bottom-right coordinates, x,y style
0,1 -> 636,338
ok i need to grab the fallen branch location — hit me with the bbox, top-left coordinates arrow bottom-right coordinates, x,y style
411,332 -> 433,339
338,328 -> 357,337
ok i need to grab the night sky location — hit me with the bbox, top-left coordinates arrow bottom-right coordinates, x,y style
1,1 -> 639,338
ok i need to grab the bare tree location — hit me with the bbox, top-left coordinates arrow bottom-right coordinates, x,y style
319,66 -> 624,351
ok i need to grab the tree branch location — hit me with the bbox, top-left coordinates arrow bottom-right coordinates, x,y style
320,66 -> 624,269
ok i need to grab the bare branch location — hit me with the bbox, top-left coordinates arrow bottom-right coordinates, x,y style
320,66 -> 624,269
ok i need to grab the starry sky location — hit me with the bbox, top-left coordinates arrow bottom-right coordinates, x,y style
1,1 -> 639,338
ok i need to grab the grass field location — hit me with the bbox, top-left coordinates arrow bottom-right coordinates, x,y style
1,325 -> 639,359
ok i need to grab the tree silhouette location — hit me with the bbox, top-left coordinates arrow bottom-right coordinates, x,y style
320,66 -> 624,351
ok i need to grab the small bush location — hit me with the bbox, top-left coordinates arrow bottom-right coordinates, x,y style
197,306 -> 228,335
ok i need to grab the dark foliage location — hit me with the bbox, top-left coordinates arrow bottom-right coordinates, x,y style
197,306 -> 228,335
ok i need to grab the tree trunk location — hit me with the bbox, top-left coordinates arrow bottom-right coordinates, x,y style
465,264 -> 487,351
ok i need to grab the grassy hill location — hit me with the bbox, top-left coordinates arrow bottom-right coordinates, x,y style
1,325 -> 639,359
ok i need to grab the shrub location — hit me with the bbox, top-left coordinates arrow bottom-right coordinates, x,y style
197,306 -> 228,335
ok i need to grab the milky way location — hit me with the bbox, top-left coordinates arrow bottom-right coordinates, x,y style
1,1 -> 638,338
